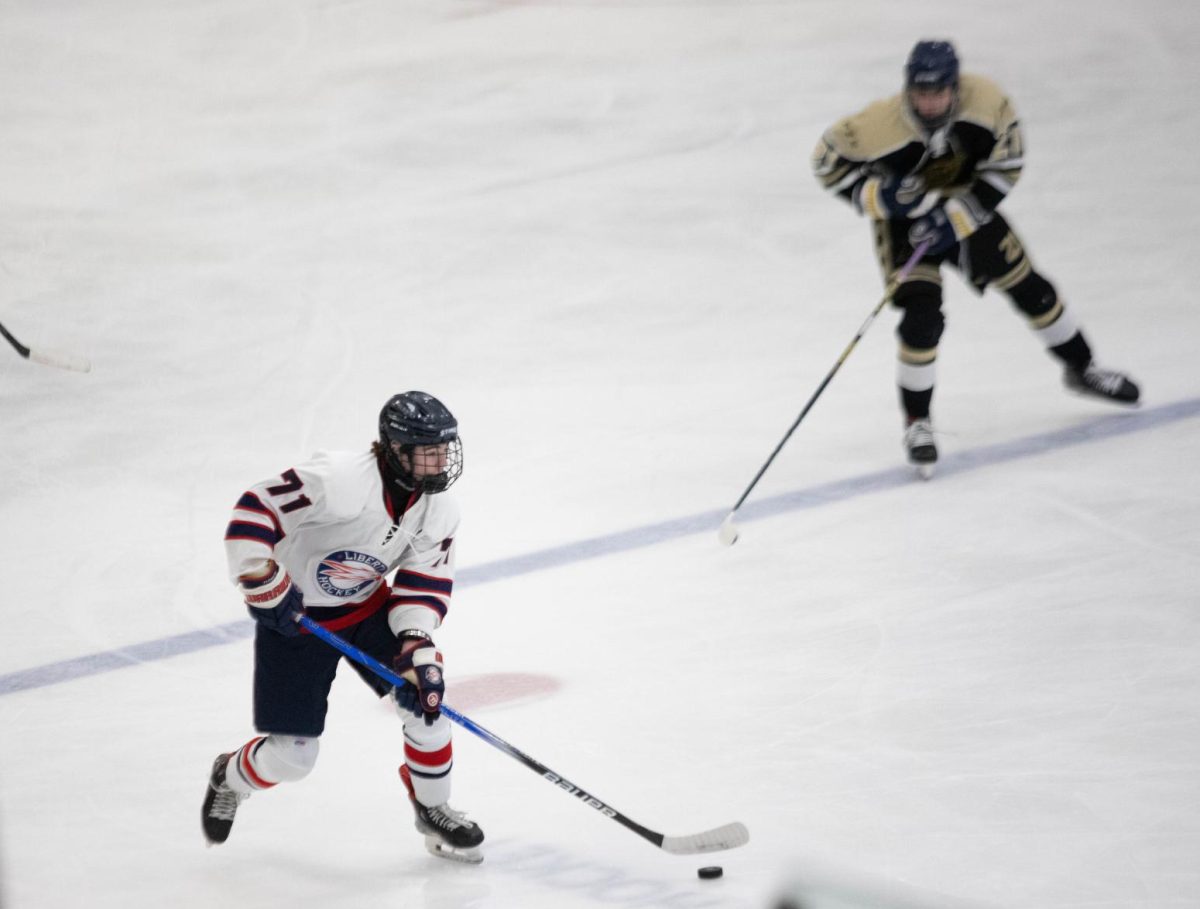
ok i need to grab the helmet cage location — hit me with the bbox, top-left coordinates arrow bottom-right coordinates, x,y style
385,437 -> 463,494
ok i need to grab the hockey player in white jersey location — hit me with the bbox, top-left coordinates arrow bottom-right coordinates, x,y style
201,391 -> 485,863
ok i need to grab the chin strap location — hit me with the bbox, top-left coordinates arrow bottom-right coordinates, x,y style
376,447 -> 417,494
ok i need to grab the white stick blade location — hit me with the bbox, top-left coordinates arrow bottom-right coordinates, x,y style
716,514 -> 740,547
30,348 -> 92,373
661,821 -> 749,855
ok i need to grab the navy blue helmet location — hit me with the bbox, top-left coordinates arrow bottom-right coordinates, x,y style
378,391 -> 463,493
905,40 -> 959,91
904,40 -> 960,130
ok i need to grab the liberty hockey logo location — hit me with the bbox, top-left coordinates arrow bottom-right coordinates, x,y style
316,551 -> 388,598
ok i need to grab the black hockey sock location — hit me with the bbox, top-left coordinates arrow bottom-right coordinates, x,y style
900,387 -> 933,422
1049,332 -> 1092,373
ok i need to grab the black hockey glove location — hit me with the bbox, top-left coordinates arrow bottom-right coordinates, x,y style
908,207 -> 957,255
393,632 -> 444,726
239,564 -> 304,637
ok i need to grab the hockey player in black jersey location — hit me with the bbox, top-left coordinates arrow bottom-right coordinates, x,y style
812,40 -> 1139,477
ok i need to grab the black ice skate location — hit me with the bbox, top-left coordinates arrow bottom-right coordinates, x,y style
903,418 -> 937,480
399,765 -> 484,864
1063,364 -> 1140,405
202,752 -> 248,846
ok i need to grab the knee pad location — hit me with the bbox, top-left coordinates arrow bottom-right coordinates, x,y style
257,735 -> 320,783
894,285 -> 945,352
1007,272 -> 1083,349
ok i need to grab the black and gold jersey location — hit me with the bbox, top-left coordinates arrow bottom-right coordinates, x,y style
812,74 -> 1024,241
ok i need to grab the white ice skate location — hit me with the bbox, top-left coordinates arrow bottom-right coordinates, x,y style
903,419 -> 937,480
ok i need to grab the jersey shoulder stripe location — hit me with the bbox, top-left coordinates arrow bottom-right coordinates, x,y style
225,490 -> 285,546
235,492 -> 275,516
225,521 -> 281,545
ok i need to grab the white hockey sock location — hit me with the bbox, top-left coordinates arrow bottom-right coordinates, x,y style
403,714 -> 453,806
1031,299 -> 1080,348
897,358 -> 936,393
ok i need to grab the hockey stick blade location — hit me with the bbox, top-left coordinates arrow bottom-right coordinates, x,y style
29,348 -> 92,373
661,821 -> 750,855
1,320 -> 90,372
717,513 -> 740,546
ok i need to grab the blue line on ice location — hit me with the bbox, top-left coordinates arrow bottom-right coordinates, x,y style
4,397 -> 1196,696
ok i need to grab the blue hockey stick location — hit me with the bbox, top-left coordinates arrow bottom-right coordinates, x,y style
297,614 -> 748,855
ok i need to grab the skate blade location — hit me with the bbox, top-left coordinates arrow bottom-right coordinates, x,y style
1070,388 -> 1141,407
914,462 -> 935,480
424,835 -> 483,864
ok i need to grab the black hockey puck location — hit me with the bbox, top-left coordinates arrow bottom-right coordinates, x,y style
698,866 -> 723,880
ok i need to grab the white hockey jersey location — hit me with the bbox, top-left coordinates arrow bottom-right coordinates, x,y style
224,449 -> 458,637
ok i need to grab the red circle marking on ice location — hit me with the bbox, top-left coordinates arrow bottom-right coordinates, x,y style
446,672 -> 563,711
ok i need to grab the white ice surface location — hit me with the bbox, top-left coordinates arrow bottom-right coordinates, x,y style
1,2 -> 1199,908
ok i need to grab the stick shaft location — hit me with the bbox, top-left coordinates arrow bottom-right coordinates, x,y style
727,240 -> 930,514
0,320 -> 31,359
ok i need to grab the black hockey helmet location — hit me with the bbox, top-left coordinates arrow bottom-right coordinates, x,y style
378,391 -> 463,494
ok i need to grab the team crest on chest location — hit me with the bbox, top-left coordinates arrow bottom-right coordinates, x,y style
316,551 -> 389,598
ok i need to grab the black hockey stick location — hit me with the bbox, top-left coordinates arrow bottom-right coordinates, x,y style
0,318 -> 91,372
717,240 -> 930,545
298,615 -> 749,855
